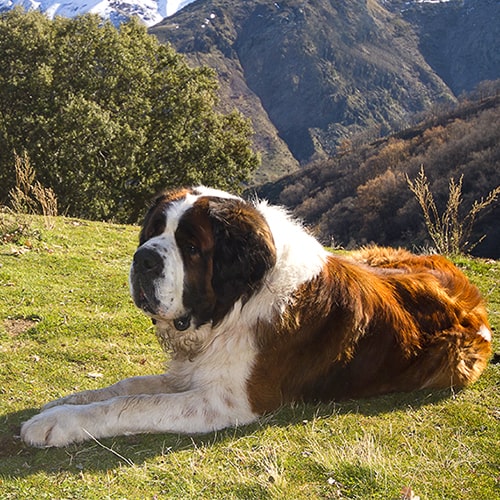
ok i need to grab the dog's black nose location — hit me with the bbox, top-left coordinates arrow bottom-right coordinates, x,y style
133,247 -> 164,275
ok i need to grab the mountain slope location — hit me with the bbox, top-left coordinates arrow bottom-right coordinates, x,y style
151,0 -> 456,171
255,95 -> 500,258
388,0 -> 500,95
2,0 -> 498,183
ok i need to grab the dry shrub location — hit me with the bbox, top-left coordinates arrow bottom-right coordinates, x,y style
406,166 -> 500,255
8,151 -> 58,229
9,151 -> 37,215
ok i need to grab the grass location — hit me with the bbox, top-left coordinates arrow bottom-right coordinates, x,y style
0,213 -> 499,499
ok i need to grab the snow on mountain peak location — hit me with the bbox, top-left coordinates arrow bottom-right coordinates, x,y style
165,0 -> 194,17
0,0 -> 197,26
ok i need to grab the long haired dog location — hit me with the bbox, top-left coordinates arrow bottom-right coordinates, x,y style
22,186 -> 492,447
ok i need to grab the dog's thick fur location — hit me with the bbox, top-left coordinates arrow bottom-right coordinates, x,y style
21,186 -> 492,447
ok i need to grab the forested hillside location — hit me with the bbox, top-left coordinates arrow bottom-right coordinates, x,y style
256,94 -> 500,258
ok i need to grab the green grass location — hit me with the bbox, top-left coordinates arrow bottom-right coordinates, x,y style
1,214 -> 499,499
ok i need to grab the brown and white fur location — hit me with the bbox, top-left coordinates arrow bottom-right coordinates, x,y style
21,186 -> 492,447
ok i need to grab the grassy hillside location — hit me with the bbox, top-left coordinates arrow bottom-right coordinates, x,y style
0,214 -> 499,499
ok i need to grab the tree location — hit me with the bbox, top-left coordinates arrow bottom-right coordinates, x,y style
0,10 -> 259,222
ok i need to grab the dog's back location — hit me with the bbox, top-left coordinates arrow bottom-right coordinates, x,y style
249,246 -> 492,410
348,247 -> 492,390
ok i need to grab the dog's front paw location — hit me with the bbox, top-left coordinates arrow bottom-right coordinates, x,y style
21,405 -> 89,448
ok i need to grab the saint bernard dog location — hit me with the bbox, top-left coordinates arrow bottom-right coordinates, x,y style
21,186 -> 493,447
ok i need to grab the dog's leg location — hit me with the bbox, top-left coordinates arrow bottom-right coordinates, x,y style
41,374 -> 186,410
21,387 -> 256,447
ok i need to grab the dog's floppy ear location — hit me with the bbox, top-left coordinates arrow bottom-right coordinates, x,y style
139,193 -> 168,245
208,198 -> 276,317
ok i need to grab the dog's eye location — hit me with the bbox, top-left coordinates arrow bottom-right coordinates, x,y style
186,244 -> 199,256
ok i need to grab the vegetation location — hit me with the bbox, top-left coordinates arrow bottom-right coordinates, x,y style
406,166 -> 500,255
0,9 -> 259,223
257,94 -> 500,258
8,152 -> 58,229
0,215 -> 499,498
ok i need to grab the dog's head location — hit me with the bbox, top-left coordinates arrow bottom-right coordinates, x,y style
129,187 -> 276,331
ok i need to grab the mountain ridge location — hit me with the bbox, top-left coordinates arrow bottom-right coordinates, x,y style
0,0 -> 197,26
150,0 -> 498,178
1,0 -> 498,184
391,0 -> 500,95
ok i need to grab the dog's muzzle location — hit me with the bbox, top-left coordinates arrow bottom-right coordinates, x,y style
130,246 -> 164,314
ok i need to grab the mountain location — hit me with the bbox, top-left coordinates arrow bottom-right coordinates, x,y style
149,0 -> 500,180
0,0 -> 196,26
2,0 -> 498,182
387,0 -> 500,95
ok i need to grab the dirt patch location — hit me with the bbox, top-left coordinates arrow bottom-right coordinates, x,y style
4,318 -> 39,337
